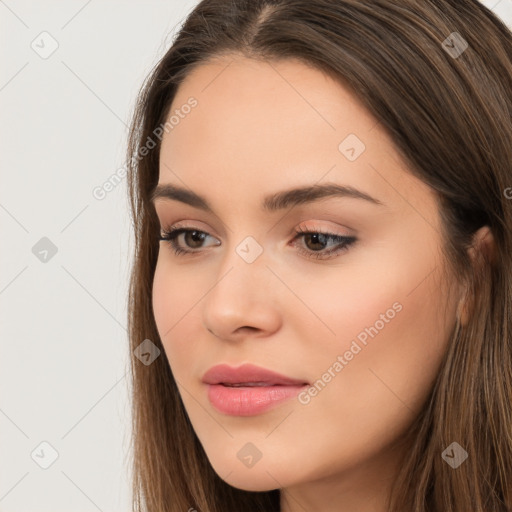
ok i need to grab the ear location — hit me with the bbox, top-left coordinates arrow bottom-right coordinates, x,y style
457,225 -> 495,326
468,225 -> 496,266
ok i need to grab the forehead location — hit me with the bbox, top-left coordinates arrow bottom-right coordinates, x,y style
157,55 -> 434,217
162,55 -> 376,164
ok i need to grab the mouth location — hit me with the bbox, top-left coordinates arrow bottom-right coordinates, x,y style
201,363 -> 309,416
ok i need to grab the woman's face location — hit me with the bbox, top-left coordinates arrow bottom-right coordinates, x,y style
151,55 -> 461,496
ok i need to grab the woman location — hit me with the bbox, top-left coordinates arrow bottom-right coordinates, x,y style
125,0 -> 512,510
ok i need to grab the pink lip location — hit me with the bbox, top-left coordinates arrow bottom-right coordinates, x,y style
202,363 -> 309,416
201,363 -> 309,386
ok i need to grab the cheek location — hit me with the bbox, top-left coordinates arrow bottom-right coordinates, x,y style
152,258 -> 174,339
300,251 -> 454,420
152,257 -> 203,369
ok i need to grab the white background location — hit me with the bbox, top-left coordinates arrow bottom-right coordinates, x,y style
1,1 -> 511,511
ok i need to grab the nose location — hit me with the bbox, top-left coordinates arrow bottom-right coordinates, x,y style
202,247 -> 281,343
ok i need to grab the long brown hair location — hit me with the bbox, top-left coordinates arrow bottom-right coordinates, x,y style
125,1 -> 512,510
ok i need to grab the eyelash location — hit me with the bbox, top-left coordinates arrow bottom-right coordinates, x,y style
158,225 -> 357,260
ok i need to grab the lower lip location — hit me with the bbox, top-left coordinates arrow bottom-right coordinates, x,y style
206,383 -> 308,416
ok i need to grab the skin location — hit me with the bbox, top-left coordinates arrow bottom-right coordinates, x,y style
151,54 -> 470,512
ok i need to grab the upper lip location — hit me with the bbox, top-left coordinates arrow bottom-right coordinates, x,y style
202,363 -> 309,386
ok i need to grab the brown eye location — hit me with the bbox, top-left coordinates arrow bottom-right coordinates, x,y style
302,232 -> 330,251
292,227 -> 357,260
182,230 -> 207,249
159,227 -> 220,256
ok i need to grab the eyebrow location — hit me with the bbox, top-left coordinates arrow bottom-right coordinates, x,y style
149,182 -> 384,213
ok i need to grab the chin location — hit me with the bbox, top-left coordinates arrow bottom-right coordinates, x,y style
219,470 -> 280,492
204,451 -> 284,491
